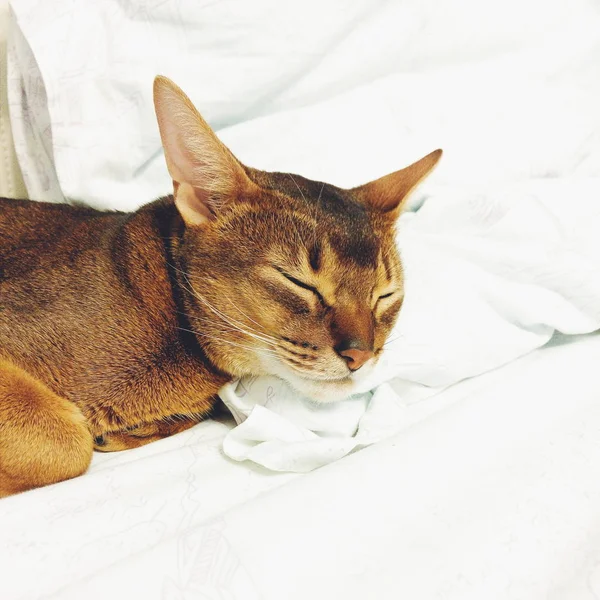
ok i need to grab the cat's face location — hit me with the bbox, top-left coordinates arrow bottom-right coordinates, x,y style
154,76 -> 441,402
179,172 -> 403,401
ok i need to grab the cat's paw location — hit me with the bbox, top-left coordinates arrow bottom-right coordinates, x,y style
93,424 -> 163,452
93,417 -> 202,452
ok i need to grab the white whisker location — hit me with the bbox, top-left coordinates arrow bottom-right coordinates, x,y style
288,173 -> 319,251
181,271 -> 282,346
185,278 -> 281,349
222,295 -> 280,343
176,325 -> 280,357
166,260 -> 281,349
314,182 -> 324,249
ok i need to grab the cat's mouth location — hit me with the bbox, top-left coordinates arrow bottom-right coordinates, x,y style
258,349 -> 375,403
276,353 -> 353,381
287,367 -> 351,382
274,338 -> 363,380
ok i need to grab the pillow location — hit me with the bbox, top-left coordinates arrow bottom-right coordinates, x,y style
8,0 -> 599,208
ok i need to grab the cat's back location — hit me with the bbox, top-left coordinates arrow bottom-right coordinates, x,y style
0,197 -> 125,275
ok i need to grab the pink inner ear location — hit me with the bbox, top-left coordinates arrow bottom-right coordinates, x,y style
165,128 -> 205,190
154,77 -> 268,224
174,181 -> 214,226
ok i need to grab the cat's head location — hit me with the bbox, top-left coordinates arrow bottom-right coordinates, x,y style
153,76 -> 441,402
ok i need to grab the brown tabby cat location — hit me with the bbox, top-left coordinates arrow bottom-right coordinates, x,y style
0,76 -> 441,497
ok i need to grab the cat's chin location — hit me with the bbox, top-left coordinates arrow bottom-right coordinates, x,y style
287,375 -> 363,404
260,356 -> 375,404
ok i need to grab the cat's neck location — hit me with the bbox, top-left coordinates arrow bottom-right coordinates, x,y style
112,197 -> 217,366
0,196 -> 231,430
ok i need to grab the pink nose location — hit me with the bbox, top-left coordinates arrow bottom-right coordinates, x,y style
337,347 -> 374,371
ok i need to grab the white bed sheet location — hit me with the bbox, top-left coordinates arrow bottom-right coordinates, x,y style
7,0 -> 600,474
4,1 -> 600,597
8,0 -> 600,208
1,331 -> 600,599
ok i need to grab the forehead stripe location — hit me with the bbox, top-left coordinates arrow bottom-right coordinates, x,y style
309,242 -> 322,272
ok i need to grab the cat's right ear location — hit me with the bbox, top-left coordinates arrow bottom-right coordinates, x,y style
352,149 -> 442,219
153,76 -> 258,226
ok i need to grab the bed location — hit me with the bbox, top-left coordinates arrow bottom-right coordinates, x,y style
2,1 -> 600,598
3,332 -> 600,599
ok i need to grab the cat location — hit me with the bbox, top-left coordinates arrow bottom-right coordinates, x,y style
0,76 -> 441,497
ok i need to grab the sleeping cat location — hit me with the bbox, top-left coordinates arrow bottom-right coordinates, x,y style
0,76 -> 441,497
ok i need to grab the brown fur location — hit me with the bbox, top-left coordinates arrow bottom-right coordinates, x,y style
0,359 -> 92,497
0,77 -> 441,496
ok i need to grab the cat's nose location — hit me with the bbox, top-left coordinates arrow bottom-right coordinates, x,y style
335,340 -> 374,372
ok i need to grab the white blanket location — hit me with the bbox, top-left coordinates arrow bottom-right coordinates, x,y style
4,1 -> 600,597
8,0 -> 600,473
220,178 -> 600,470
2,332 -> 600,600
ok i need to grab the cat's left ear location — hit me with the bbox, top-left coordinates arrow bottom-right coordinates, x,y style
153,76 -> 259,226
352,149 -> 442,218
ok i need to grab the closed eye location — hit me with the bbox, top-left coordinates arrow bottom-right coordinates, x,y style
374,289 -> 402,314
275,268 -> 326,306
378,291 -> 395,300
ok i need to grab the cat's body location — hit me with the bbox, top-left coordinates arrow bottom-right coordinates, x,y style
0,197 -> 226,436
0,76 -> 441,497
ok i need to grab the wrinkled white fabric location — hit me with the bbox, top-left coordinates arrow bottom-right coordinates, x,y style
3,332 -> 600,600
220,179 -> 600,470
10,0 -> 600,473
4,1 -> 600,597
8,0 -> 600,205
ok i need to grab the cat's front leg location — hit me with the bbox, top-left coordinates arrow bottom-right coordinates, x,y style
93,415 -> 202,452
